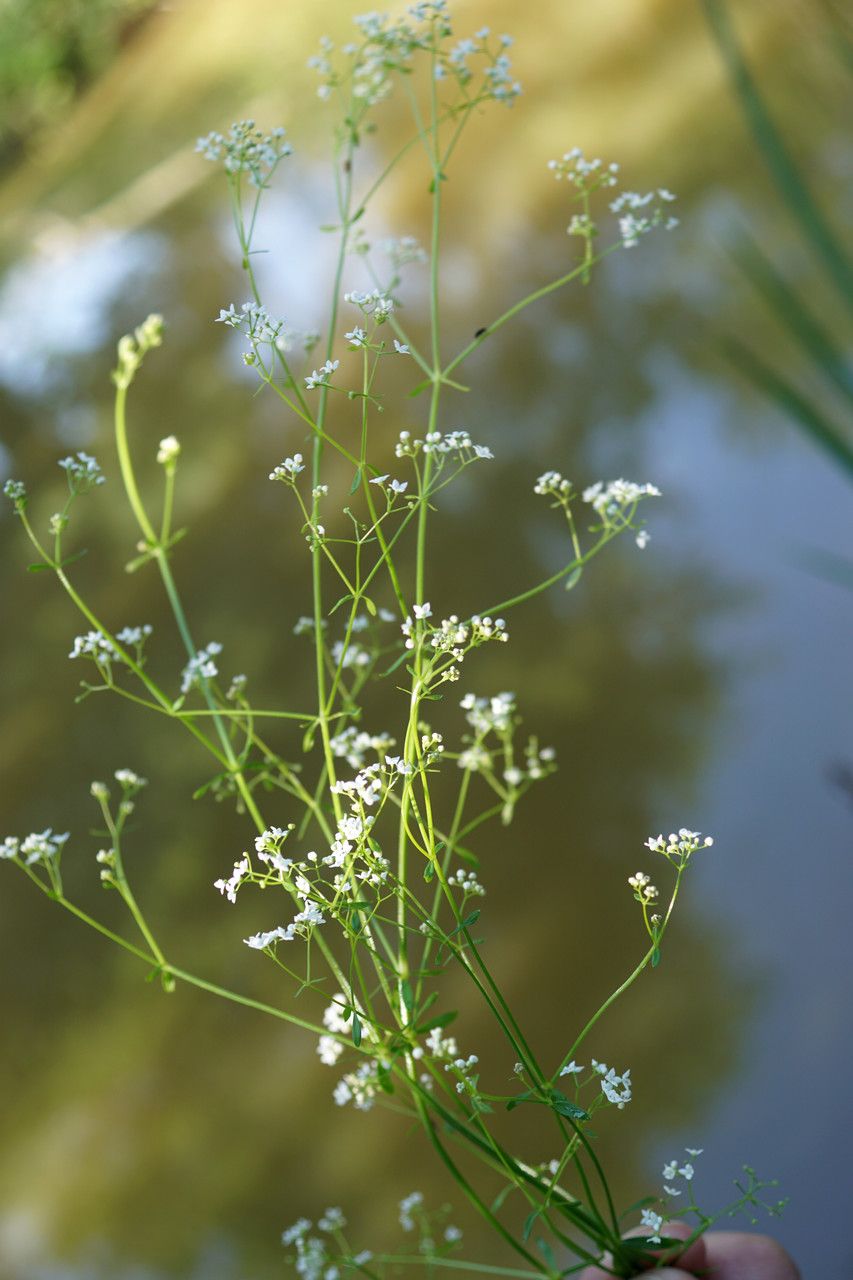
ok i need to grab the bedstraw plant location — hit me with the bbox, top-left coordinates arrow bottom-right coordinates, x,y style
1,4 -> 785,1276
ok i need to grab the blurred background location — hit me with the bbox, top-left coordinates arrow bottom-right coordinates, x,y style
0,1 -> 850,1276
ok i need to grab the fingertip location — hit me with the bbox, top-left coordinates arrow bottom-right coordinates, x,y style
703,1231 -> 801,1279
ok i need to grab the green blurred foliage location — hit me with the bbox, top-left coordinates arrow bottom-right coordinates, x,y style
0,0 -> 154,169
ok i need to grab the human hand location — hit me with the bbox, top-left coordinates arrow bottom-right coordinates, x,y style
578,1221 -> 801,1279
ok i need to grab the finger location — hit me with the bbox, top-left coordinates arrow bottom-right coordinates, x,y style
576,1221 -> 702,1278
702,1232 -> 801,1280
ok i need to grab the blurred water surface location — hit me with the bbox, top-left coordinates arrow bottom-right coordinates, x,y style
0,1 -> 850,1277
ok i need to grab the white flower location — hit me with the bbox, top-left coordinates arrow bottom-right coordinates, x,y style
196,121 -> 291,186
157,436 -> 181,465
640,1208 -> 664,1244
58,451 -> 105,491
635,529 -> 650,549
399,1192 -> 424,1231
270,454 -> 305,482
214,856 -> 249,904
317,1035 -> 344,1066
244,926 -> 293,949
393,339 -> 409,354
180,641 -> 223,694
413,602 -> 432,620
305,359 -> 339,389
559,1060 -> 583,1076
114,769 -> 147,790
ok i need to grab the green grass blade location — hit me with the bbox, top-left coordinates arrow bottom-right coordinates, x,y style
702,0 -> 853,317
730,231 -> 853,405
724,338 -> 853,478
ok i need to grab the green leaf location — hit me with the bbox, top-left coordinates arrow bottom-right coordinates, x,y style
564,565 -> 582,591
506,1089 -> 535,1112
548,1090 -> 590,1121
364,596 -> 377,617
423,861 -> 436,882
349,467 -> 362,494
352,1012 -> 362,1048
522,1209 -> 541,1243
651,946 -> 661,967
60,548 -> 88,569
401,979 -> 414,1014
26,561 -> 54,572
379,649 -> 410,678
377,1061 -> 395,1095
536,1238 -> 556,1268
415,1010 -> 457,1034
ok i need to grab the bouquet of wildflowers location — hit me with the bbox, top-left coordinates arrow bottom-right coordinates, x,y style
2,5 -> 785,1276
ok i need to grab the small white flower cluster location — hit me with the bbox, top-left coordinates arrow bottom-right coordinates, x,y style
69,624 -> 152,669
640,1208 -> 664,1245
627,870 -> 659,903
447,867 -> 485,898
402,609 -> 508,660
214,855 -> 250,904
444,1051 -> 480,1097
244,902 -> 326,950
610,188 -> 678,248
332,765 -> 384,809
216,301 -> 284,345
69,630 -> 118,663
384,234 -> 428,270
157,435 -> 180,466
330,638 -> 372,670
423,1027 -> 458,1060
1,828 -> 69,867
317,996 -> 352,1067
58,451 -> 105,492
269,453 -> 305,483
369,473 -> 409,497
662,1147 -> 703,1196
3,478 -> 26,508
227,672 -> 247,701
281,1209 -> 358,1280
180,641 -> 223,694
645,828 -> 714,869
196,121 -> 291,187
548,150 -> 677,254
524,740 -> 557,780
330,726 -> 396,770
324,799 -> 389,889
116,624 -> 153,648
333,1058 -> 380,1111
548,148 -> 620,190
310,8 -> 518,112
460,691 -> 515,735
395,428 -> 493,462
112,314 -> 163,390
534,470 -> 572,500
294,615 -> 327,636
592,1058 -> 632,1109
583,479 -> 661,518
305,359 -> 340,390
254,825 -> 295,874
114,768 -> 147,792
399,1191 -> 424,1232
557,1058 -> 633,1109
344,289 -> 394,321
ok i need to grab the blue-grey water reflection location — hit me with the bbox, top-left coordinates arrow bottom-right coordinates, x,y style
0,2 -> 850,1277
